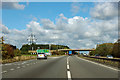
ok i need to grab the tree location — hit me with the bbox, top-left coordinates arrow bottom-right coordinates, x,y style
112,43 -> 120,58
0,36 -> 5,44
2,44 -> 14,59
90,43 -> 114,56
14,48 -> 21,56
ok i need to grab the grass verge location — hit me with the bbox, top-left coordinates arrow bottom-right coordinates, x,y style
2,56 -> 36,64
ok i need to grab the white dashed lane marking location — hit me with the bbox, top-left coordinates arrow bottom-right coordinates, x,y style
26,64 -> 29,66
17,67 -> 20,69
67,56 -> 72,80
10,69 -> 14,71
2,71 -> 7,73
22,66 -> 25,67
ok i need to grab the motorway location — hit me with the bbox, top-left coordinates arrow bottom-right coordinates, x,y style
1,55 -> 119,80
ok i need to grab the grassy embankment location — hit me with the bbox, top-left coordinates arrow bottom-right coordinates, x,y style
1,54 -> 65,64
79,56 -> 120,68
1,55 -> 36,64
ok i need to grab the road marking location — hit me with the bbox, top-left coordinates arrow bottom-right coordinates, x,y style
3,71 -> 7,73
10,69 -> 14,71
67,65 -> 70,69
22,66 -> 25,67
76,56 -> 120,71
67,56 -> 72,80
67,56 -> 70,65
67,71 -> 72,80
67,62 -> 69,65
17,67 -> 20,69
5,63 -> 11,66
26,64 -> 29,66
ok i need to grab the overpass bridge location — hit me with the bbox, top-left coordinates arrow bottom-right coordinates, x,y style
29,48 -> 95,55
57,49 -> 95,55
58,49 -> 95,51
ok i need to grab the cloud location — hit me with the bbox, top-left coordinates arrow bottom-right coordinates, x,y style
71,3 -> 80,15
2,2 -> 25,10
40,19 -> 56,29
1,24 -> 10,34
90,2 -> 118,20
1,13 -> 118,49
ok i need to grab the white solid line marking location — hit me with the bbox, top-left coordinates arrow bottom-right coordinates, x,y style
76,56 -> 119,71
67,71 -> 72,80
10,69 -> 14,71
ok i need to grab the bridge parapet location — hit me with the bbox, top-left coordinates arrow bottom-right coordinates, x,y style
58,49 -> 95,51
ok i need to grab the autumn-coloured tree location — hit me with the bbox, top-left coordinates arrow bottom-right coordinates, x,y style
112,43 -> 120,58
2,44 -> 14,59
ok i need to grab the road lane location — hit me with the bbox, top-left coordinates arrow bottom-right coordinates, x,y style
69,56 -> 118,78
2,56 -> 67,78
1,55 -> 119,80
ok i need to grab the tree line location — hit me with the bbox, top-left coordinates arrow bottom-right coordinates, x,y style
89,41 -> 120,58
20,43 -> 70,54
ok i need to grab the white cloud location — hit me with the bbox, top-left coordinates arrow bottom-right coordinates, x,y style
71,3 -> 80,15
1,24 -> 10,34
2,2 -> 25,10
1,13 -> 118,49
40,19 -> 56,29
90,2 -> 118,20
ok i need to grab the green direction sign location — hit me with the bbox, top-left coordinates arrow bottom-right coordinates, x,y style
37,49 -> 49,53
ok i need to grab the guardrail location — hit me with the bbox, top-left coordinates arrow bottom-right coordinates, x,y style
79,55 -> 120,68
85,56 -> 120,62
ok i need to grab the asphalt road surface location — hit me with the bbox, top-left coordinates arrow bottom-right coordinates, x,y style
1,55 -> 119,80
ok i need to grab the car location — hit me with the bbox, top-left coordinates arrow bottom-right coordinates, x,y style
37,53 -> 47,59
107,55 -> 113,59
95,54 -> 100,57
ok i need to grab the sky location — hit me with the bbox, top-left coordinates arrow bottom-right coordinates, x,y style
1,1 -> 119,49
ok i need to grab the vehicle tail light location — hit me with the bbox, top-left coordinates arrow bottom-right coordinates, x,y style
44,55 -> 45,56
37,54 -> 38,56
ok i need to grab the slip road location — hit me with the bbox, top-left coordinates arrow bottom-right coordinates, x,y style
1,56 -> 119,80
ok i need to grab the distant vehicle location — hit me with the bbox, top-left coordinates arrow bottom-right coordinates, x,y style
68,51 -> 72,56
95,54 -> 100,57
83,53 -> 87,56
37,53 -> 47,59
107,55 -> 113,59
36,49 -> 49,59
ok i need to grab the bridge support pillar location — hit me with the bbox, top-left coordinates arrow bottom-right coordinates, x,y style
72,51 -> 74,54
